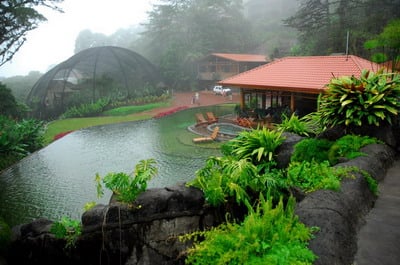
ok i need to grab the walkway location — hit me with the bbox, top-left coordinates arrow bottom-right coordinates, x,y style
354,157 -> 400,265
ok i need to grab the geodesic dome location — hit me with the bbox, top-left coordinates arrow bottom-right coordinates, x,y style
27,46 -> 165,119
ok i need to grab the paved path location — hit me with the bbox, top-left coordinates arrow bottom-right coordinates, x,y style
354,158 -> 400,265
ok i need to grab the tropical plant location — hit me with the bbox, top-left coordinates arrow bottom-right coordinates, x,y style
50,216 -> 81,249
182,195 -> 317,265
276,113 -> 314,136
229,127 -> 285,164
286,160 -> 357,193
0,115 -> 45,170
96,159 -> 158,204
188,156 -> 286,207
291,138 -> 334,164
318,69 -> 400,128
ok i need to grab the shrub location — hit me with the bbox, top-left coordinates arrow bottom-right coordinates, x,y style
328,134 -> 381,164
0,115 -> 45,170
50,216 -> 81,249
95,159 -> 158,204
229,127 -> 285,164
61,98 -> 110,118
291,138 -> 334,164
276,113 -> 314,136
182,195 -> 317,265
286,160 -> 357,193
318,69 -> 400,128
188,156 -> 286,207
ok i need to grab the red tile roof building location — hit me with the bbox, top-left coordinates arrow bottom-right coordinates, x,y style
219,55 -> 382,94
218,55 -> 383,117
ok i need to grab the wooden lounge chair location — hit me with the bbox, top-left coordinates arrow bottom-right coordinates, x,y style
195,113 -> 208,126
193,126 -> 219,143
206,112 -> 218,123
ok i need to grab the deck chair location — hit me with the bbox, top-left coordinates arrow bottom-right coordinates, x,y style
193,126 -> 219,143
195,113 -> 208,126
206,112 -> 218,123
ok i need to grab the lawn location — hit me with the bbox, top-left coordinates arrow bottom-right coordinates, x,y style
44,102 -> 169,145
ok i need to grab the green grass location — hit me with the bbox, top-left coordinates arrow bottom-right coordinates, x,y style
44,103 -> 169,144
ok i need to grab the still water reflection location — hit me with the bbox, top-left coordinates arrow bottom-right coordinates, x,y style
0,106 -> 234,226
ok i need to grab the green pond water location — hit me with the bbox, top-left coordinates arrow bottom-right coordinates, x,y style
0,105 -> 235,226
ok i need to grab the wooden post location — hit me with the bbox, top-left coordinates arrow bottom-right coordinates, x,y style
290,92 -> 295,113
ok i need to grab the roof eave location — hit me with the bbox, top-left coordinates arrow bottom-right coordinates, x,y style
219,82 -> 325,94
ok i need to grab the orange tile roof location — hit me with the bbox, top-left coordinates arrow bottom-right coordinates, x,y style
219,55 -> 384,94
212,53 -> 268,62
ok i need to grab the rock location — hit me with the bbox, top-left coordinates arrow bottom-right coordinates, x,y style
275,132 -> 304,168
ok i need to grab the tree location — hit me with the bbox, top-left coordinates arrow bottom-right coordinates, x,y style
0,82 -> 19,117
139,0 -> 257,89
364,19 -> 400,72
284,0 -> 400,56
0,0 -> 63,66
74,29 -> 110,54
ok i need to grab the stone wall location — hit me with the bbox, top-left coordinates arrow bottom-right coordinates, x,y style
3,136 -> 397,265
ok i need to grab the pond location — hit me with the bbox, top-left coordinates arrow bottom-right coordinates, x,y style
0,105 -> 235,226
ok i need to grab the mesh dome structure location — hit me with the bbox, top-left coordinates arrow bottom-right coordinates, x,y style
27,46 -> 165,119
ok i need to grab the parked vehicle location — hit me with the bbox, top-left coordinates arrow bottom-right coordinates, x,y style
213,85 -> 231,95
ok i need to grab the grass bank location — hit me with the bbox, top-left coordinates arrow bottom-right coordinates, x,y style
44,102 -> 169,145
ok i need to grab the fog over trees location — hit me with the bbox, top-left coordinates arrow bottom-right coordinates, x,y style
2,0 -> 400,96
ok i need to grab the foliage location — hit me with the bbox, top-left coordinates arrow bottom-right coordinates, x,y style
364,19 -> 400,72
291,138 -> 334,164
188,156 -> 286,207
284,0 -> 400,57
0,115 -> 45,170
276,113 -> 314,137
328,135 -> 381,164
140,0 -> 256,88
0,82 -> 20,118
228,127 -> 285,164
0,0 -> 63,66
61,98 -> 110,118
50,216 -> 81,249
83,201 -> 96,212
96,159 -> 158,204
362,171 -> 378,196
1,71 -> 42,102
182,195 -> 317,265
286,160 -> 357,193
318,69 -> 400,128
296,111 -> 326,135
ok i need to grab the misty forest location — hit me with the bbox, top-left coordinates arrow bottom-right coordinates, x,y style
2,0 -> 400,102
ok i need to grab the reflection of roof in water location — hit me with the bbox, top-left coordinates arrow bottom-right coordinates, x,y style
27,46 -> 165,119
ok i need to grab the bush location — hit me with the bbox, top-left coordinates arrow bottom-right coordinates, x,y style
318,69 -> 400,128
0,115 -> 45,170
291,138 -> 334,164
188,156 -> 286,207
229,128 -> 285,164
328,135 -> 381,164
183,195 -> 317,265
286,160 -> 357,193
276,113 -> 314,136
95,159 -> 158,204
61,98 -> 110,118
